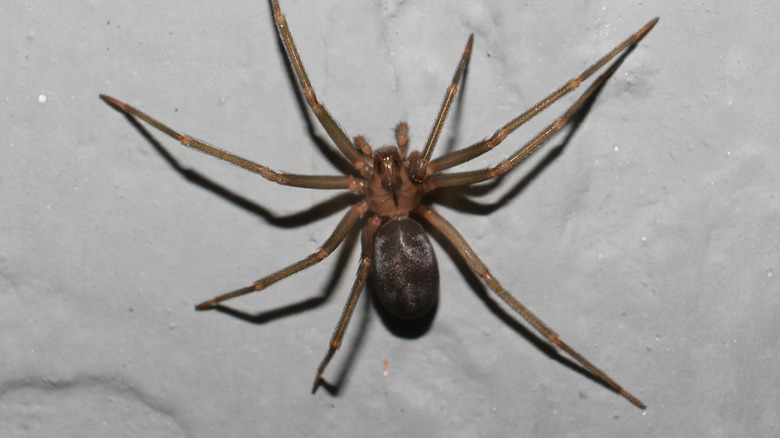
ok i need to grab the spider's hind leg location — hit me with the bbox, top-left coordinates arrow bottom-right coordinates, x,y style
312,215 -> 382,392
418,204 -> 645,408
196,202 -> 368,310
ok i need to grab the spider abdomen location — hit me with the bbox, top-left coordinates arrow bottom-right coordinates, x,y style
372,217 -> 439,319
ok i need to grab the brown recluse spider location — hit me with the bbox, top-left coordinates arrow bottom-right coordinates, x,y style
100,0 -> 657,408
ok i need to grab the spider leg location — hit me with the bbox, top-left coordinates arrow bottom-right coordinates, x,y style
426,18 -> 658,176
195,202 -> 369,309
312,215 -> 382,392
395,122 -> 409,158
412,35 -> 474,182
269,0 -> 370,177
100,95 -> 361,191
418,204 -> 646,408
424,32 -> 637,190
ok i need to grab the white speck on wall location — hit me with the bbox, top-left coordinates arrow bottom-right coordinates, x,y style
38,94 -> 47,104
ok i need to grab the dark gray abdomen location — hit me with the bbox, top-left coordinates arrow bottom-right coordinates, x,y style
372,218 -> 439,319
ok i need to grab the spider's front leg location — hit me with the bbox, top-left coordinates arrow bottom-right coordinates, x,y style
99,94 -> 361,191
269,0 -> 370,176
312,214 -> 383,392
424,49 -> 627,190
425,17 -> 658,181
411,35 -> 474,182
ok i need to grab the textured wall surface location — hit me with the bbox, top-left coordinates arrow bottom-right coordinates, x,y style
2,1 -> 778,436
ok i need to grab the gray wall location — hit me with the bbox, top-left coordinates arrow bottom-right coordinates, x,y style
2,1 -> 777,436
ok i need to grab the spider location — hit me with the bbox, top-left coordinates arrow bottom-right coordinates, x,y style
101,0 -> 657,408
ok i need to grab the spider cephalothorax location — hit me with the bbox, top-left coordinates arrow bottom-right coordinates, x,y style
365,142 -> 423,217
